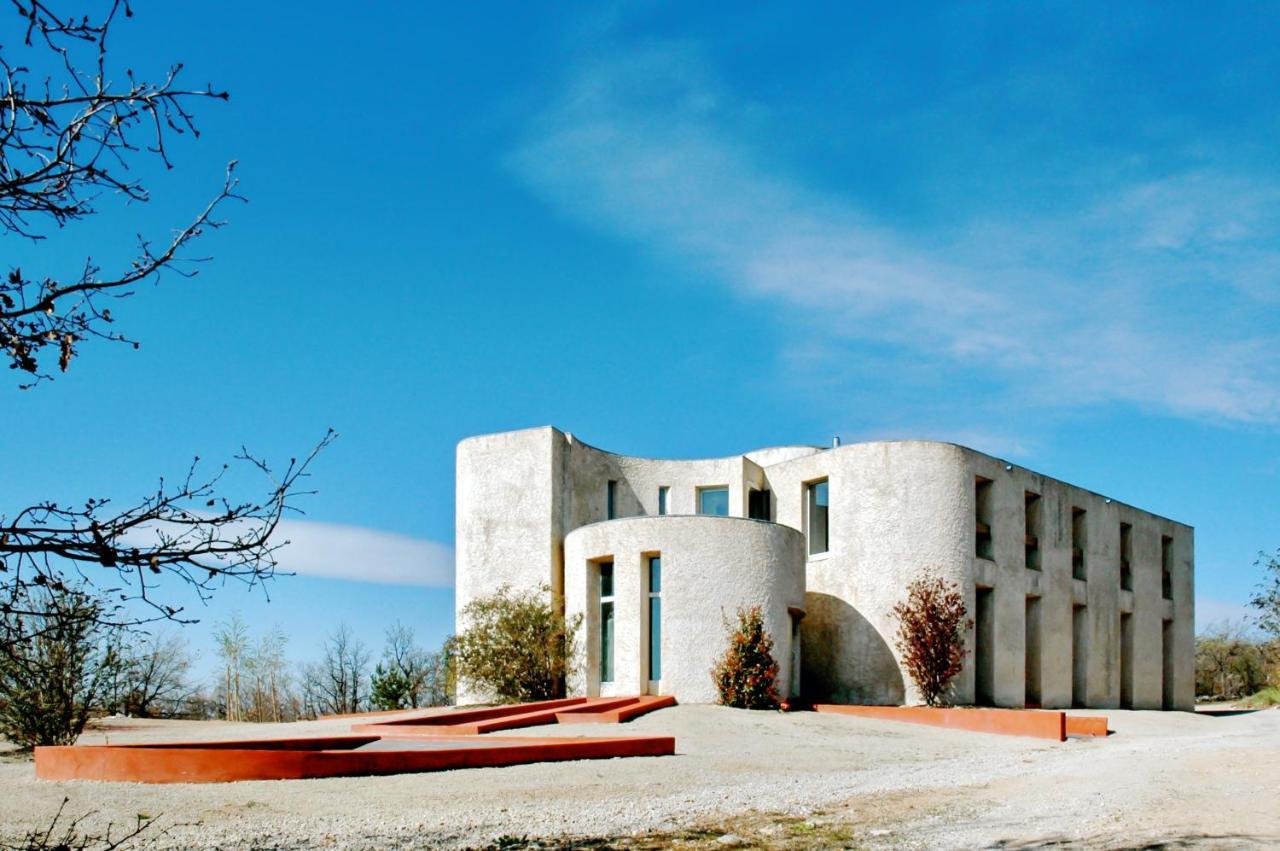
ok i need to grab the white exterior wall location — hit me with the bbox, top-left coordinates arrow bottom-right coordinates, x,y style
564,516 -> 806,703
455,427 -> 1195,709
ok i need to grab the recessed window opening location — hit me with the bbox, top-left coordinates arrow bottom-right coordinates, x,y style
1120,523 -> 1133,592
606,480 -> 617,520
748,488 -> 771,521
599,562 -> 615,684
657,486 -> 669,516
697,486 -> 729,517
975,477 -> 994,560
1072,507 -> 1087,580
1161,535 -> 1174,600
647,556 -> 662,684
806,479 -> 829,556
1024,491 -> 1041,570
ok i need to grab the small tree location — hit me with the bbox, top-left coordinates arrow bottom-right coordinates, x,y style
370,622 -> 451,710
1250,549 -> 1280,640
451,585 -> 580,704
892,575 -> 970,707
0,585 -> 121,748
711,606 -> 781,710
301,623 -> 371,716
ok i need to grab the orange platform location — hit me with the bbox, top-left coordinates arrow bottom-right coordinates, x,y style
36,696 -> 678,784
815,704 -> 1109,741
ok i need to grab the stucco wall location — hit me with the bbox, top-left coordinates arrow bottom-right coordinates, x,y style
564,516 -> 806,703
455,427 -> 1195,710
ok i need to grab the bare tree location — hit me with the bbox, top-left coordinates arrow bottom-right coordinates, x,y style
303,623 -> 370,716
212,613 -> 248,722
117,632 -> 192,718
0,2 -> 334,636
370,622 -> 451,710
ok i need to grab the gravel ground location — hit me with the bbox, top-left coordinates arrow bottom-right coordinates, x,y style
0,705 -> 1277,849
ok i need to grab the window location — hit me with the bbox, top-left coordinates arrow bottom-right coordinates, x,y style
975,477 -> 994,560
647,556 -> 662,682
1072,507 -> 1087,580
606,480 -> 617,520
806,479 -> 829,556
748,488 -> 771,521
599,562 -> 615,683
657,486 -> 669,516
1120,523 -> 1133,591
697,486 -> 729,517
1024,491 -> 1041,570
1161,535 -> 1173,600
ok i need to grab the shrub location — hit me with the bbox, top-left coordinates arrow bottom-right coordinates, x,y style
0,586 -> 121,749
451,585 -> 580,704
712,606 -> 781,709
892,575 -> 970,707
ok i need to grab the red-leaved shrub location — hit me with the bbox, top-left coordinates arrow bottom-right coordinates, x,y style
711,606 -> 781,710
892,576 -> 970,707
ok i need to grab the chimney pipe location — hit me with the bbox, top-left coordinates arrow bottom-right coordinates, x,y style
832,435 -> 841,448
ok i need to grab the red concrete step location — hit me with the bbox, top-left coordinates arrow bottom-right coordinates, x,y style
356,698 -> 587,731
555,696 -> 677,724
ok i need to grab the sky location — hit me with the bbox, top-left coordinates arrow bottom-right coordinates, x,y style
3,2 -> 1279,683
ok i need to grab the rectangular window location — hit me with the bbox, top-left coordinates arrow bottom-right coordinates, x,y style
697,486 -> 729,517
657,486 -> 669,516
647,556 -> 662,682
1120,522 -> 1133,591
975,477 -> 994,560
1161,535 -> 1173,600
1072,507 -> 1087,580
806,479 -> 829,556
748,488 -> 771,521
606,480 -> 617,520
599,562 -> 615,683
1024,491 -> 1041,571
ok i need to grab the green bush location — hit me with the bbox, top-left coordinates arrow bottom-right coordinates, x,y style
450,585 -> 580,704
711,606 -> 781,710
1239,686 -> 1280,708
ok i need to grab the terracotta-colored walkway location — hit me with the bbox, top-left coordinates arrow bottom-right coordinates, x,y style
36,696 -> 677,784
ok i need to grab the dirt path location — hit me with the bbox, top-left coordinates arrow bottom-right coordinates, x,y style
0,706 -> 1276,849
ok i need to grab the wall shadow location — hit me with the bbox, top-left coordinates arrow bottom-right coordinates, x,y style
801,592 -> 904,705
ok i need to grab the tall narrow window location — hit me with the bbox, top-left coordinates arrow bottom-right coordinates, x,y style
599,562 -> 615,683
1024,491 -> 1041,570
647,556 -> 662,683
748,488 -> 771,521
697,486 -> 729,517
606,480 -> 617,520
975,477 -> 994,560
806,479 -> 829,556
1120,522 -> 1133,591
657,486 -> 669,516
1161,535 -> 1174,600
1072,507 -> 1087,580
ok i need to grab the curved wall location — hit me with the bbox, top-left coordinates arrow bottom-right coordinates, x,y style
564,516 -> 806,704
456,427 -> 1194,709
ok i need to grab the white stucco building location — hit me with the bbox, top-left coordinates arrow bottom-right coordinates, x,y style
456,427 -> 1194,710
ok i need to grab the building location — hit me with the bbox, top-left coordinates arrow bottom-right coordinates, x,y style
455,426 -> 1195,710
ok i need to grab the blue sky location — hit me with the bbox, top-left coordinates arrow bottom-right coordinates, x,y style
4,2 -> 1279,682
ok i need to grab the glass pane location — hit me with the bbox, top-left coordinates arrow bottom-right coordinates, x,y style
648,556 -> 661,593
600,601 -> 614,682
658,486 -> 668,516
698,487 -> 729,516
600,562 -> 614,598
607,480 -> 617,520
648,597 -> 661,681
808,480 -> 829,555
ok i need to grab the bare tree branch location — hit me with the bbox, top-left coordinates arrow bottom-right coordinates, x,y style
0,0 -> 236,383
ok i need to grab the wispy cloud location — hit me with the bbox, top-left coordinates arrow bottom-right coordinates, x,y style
271,520 -> 454,587
510,41 -> 1280,428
